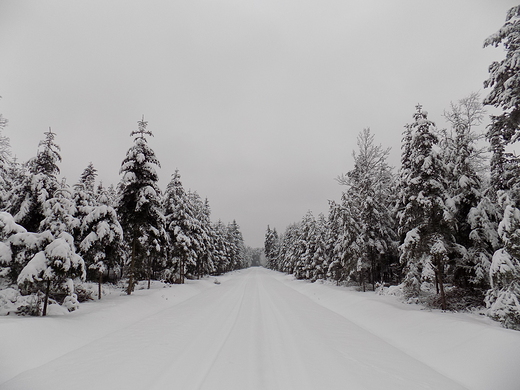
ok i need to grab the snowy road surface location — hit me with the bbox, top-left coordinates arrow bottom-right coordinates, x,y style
1,267 -> 520,390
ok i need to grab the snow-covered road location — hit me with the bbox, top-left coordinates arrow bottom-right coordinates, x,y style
1,267 -> 519,390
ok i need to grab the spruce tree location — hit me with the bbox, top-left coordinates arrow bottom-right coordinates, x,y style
264,226 -> 280,270
227,220 -> 245,271
337,128 -> 396,290
79,186 -> 124,298
482,5 -> 520,328
440,94 -> 498,292
9,129 -> 61,232
212,220 -> 230,275
483,5 -> 520,193
163,170 -> 198,283
117,116 -> 163,294
310,213 -> 328,282
294,211 -> 316,280
397,105 -> 454,309
485,188 -> 520,329
0,103 -> 11,210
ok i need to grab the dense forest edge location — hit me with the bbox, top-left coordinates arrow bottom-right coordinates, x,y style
0,115 -> 260,316
264,6 -> 520,331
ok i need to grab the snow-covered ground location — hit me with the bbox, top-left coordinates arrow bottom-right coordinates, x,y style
1,267 -> 519,390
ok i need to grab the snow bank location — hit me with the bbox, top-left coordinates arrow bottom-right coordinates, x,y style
0,276 -> 220,384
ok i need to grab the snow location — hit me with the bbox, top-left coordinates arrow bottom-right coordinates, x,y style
0,212 -> 26,240
1,267 -> 520,390
16,251 -> 50,284
490,248 -> 516,282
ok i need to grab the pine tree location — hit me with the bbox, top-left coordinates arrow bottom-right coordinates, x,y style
310,213 -> 328,282
328,192 -> 361,285
294,211 -> 316,280
264,226 -> 280,270
8,129 -> 61,232
278,223 -> 300,275
337,128 -> 396,290
485,188 -> 520,329
482,6 -> 520,327
117,116 -> 163,294
227,220 -> 245,271
79,187 -> 124,298
483,6 -> 520,193
17,231 -> 85,316
323,201 -> 341,282
212,220 -> 230,275
187,191 -> 210,278
40,184 -> 79,237
163,170 -> 198,283
397,105 -> 454,309
0,102 -> 11,210
440,94 -> 498,292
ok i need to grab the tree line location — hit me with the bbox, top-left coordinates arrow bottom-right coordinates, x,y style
0,115 -> 251,316
265,6 -> 520,330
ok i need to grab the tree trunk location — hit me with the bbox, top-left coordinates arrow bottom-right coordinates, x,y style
98,270 -> 103,300
147,261 -> 151,290
180,257 -> 185,284
436,268 -> 447,311
42,279 -> 51,316
127,239 -> 136,295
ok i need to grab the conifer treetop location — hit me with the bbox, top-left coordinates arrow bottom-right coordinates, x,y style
130,115 -> 153,141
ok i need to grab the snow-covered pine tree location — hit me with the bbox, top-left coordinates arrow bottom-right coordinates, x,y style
8,129 -> 61,232
0,103 -> 11,210
294,211 -> 316,280
337,128 -> 396,291
328,191 -> 361,285
397,105 -> 454,309
79,186 -> 124,298
310,213 -> 328,282
279,223 -> 301,275
117,116 -> 163,294
485,187 -> 520,329
440,94 -> 499,292
212,220 -> 230,275
484,5 -> 520,194
163,170 -> 198,283
197,198 -> 215,277
17,231 -> 85,316
39,185 -> 79,237
186,191 -> 210,278
323,200 -> 341,282
482,6 -> 520,328
227,220 -> 246,271
73,164 -> 99,262
0,211 -> 29,282
264,226 -> 280,270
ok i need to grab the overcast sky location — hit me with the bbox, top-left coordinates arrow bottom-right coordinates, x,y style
0,0 -> 516,247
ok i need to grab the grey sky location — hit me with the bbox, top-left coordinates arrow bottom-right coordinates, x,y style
0,0 -> 516,247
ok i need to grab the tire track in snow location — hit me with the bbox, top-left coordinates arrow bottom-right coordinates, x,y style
2,268 -> 469,390
149,270 -> 251,390
256,270 -> 468,390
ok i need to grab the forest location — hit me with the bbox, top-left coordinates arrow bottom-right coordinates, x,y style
264,6 -> 520,330
0,115 -> 255,316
